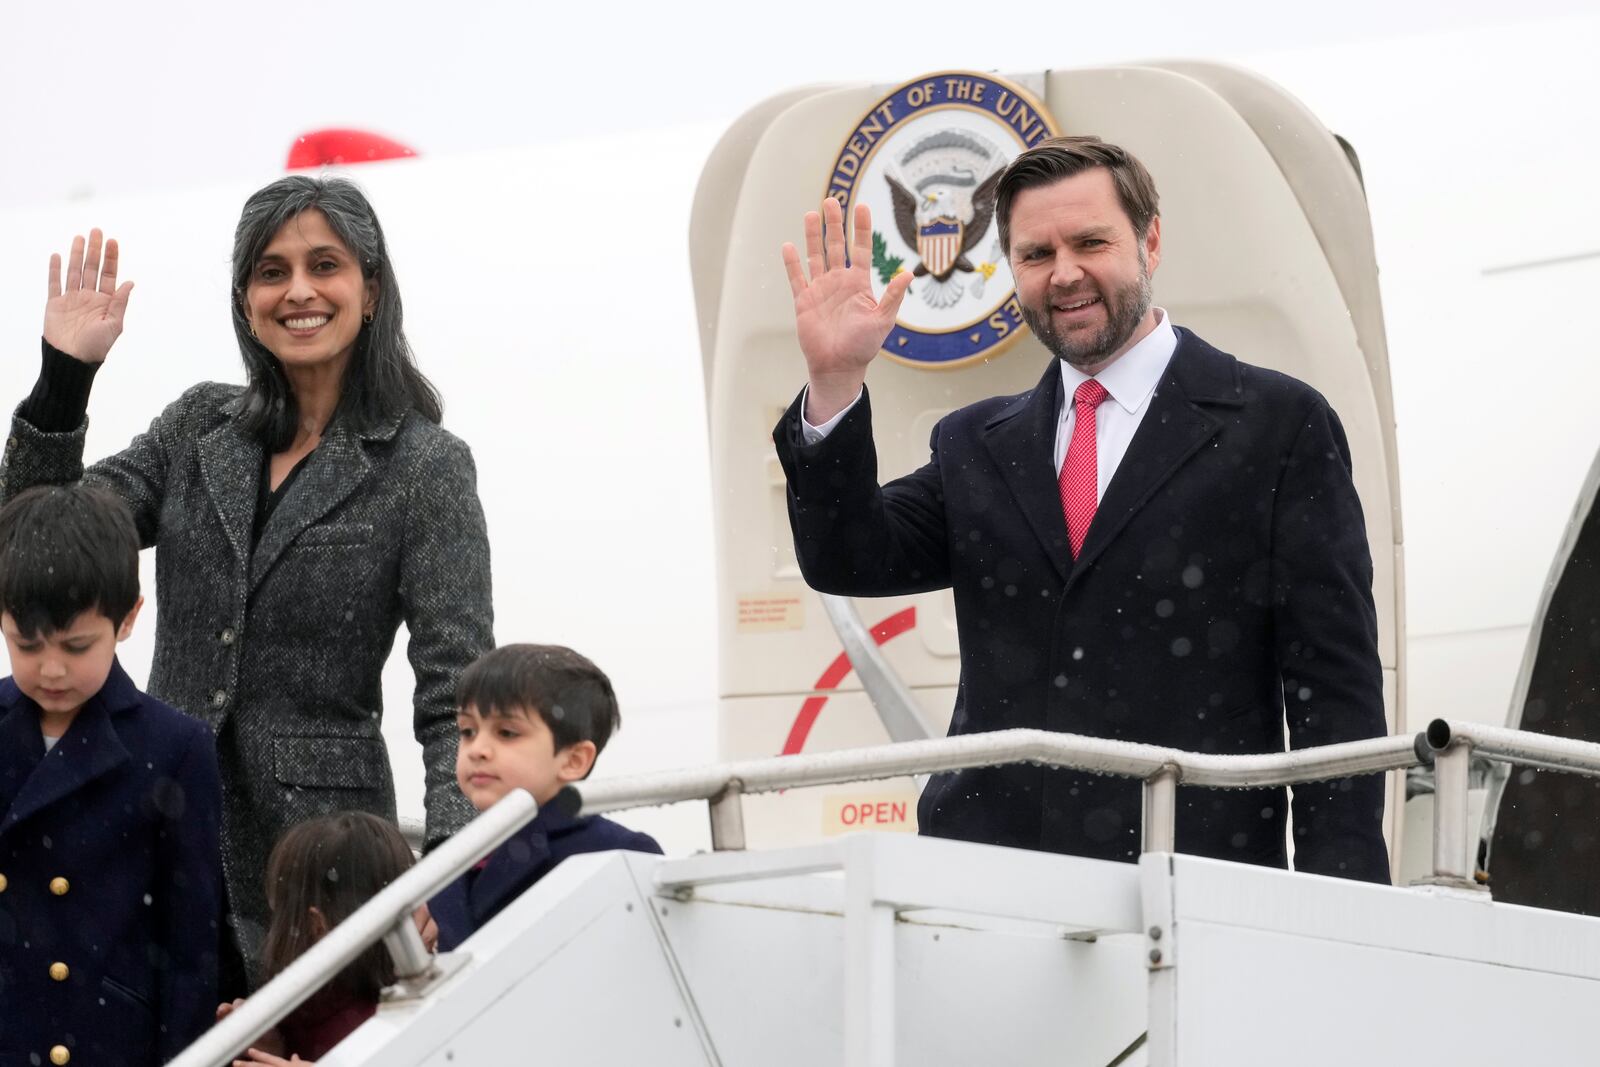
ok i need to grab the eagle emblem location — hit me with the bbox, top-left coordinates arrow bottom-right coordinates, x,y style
885,130 -> 1006,309
824,71 -> 1060,367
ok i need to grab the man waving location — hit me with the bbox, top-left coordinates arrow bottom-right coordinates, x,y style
774,135 -> 1390,883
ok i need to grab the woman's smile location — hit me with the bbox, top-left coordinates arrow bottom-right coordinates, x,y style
280,313 -> 332,335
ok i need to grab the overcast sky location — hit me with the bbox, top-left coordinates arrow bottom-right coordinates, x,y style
4,0 -> 1594,205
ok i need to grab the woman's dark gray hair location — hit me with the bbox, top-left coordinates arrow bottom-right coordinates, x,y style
230,175 -> 442,449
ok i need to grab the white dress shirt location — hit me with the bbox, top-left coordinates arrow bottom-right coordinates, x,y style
802,308 -> 1178,505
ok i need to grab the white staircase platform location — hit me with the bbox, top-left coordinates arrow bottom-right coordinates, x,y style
320,833 -> 1600,1066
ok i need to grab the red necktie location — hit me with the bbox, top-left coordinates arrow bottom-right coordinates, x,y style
1060,379 -> 1110,558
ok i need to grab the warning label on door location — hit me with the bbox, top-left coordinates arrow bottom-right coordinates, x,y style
736,590 -> 806,633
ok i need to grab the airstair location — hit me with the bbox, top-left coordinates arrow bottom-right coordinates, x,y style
175,722 -> 1600,1067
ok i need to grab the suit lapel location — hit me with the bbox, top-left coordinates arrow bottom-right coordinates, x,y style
1071,331 -> 1241,579
981,360 -> 1074,582
199,419 -> 263,573
0,663 -> 136,838
249,423 -> 373,594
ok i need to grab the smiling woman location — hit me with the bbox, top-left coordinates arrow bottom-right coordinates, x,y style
0,176 -> 494,996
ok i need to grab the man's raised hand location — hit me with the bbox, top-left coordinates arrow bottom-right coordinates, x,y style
781,198 -> 913,424
44,229 -> 133,364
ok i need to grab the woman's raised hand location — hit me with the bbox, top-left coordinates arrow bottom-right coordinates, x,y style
781,198 -> 913,424
44,229 -> 133,363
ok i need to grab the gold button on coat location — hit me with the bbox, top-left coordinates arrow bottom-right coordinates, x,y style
50,1046 -> 70,1065
49,962 -> 68,981
49,877 -> 69,896
0,872 -> 8,892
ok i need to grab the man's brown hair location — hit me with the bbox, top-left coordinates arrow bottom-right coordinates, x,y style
995,135 -> 1160,255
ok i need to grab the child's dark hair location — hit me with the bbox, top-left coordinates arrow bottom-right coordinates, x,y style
259,812 -> 414,1000
0,484 -> 140,636
456,644 -> 622,757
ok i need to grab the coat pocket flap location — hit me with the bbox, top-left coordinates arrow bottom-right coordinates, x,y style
273,736 -> 387,789
292,522 -> 374,548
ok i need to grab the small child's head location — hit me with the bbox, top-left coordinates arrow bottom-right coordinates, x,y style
0,484 -> 143,726
260,811 -> 415,998
454,644 -> 622,810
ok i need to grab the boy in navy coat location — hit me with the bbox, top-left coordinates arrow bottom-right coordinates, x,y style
0,484 -> 222,1066
430,645 -> 660,951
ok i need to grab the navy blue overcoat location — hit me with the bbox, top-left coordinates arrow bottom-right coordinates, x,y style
775,330 -> 1391,883
0,658 -> 222,1066
431,790 -> 661,952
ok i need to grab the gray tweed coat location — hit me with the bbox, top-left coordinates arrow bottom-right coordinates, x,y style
0,382 -> 492,972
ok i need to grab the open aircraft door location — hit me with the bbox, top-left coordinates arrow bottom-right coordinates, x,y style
693,62 -> 1405,866
1479,451 -> 1600,911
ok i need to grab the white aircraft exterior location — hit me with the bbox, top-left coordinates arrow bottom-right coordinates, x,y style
1,15 -> 1597,872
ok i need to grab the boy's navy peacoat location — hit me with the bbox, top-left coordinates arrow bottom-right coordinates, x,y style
0,658 -> 222,1066
430,790 -> 661,952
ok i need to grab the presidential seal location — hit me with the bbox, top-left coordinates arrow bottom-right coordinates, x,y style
826,71 -> 1060,368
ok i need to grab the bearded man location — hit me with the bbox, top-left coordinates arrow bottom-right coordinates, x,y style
773,136 -> 1390,883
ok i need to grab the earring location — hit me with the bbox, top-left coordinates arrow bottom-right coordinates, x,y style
248,321 -> 258,339
363,311 -> 375,324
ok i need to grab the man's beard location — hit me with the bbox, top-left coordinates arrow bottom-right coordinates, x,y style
1019,251 -> 1153,370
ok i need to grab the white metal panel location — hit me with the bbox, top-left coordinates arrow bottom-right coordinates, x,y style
1151,853 -> 1600,1065
864,834 -> 1144,932
898,924 -> 1149,1067
323,853 -> 712,1066
1166,853 -> 1600,979
655,869 -> 1149,1065
1174,922 -> 1600,1065
657,833 -> 1146,934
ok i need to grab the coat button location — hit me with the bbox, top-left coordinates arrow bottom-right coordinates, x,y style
49,877 -> 68,896
50,1046 -> 70,1065
0,872 -> 7,892
220,628 -> 236,645
212,690 -> 228,707
49,962 -> 68,981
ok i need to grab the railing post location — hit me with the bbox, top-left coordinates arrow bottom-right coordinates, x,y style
1430,738 -> 1475,887
709,778 -> 747,851
1142,763 -> 1180,854
382,914 -> 434,981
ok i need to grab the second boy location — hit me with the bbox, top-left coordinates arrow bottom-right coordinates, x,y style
430,644 -> 660,951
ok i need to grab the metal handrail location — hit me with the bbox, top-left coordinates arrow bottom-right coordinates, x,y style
574,727 -> 1428,827
1427,719 -> 1600,778
171,789 -> 537,1067
172,720 -> 1600,1065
